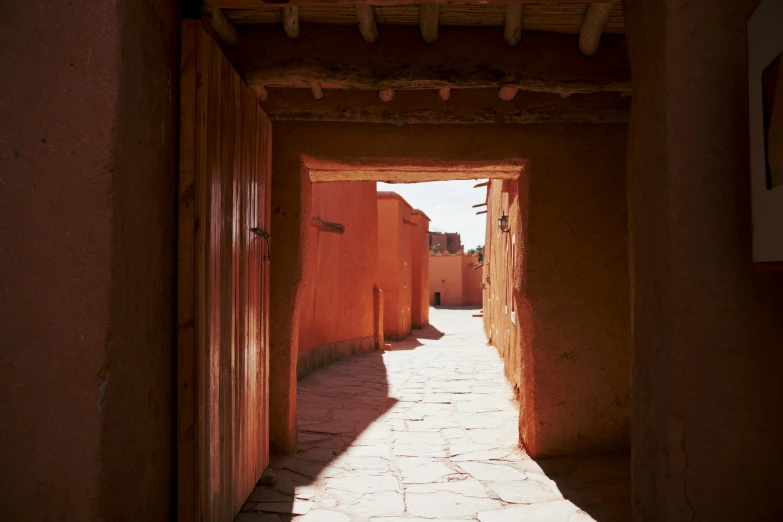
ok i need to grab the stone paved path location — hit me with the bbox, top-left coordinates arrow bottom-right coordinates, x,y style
238,307 -> 629,522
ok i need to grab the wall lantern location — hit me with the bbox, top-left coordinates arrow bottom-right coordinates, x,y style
498,212 -> 510,233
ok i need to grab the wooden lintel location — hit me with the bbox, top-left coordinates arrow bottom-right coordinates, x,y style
474,181 -> 490,188
504,4 -> 523,47
228,26 -> 631,95
476,210 -> 488,215
201,7 -> 239,46
256,88 -> 630,125
311,216 -> 345,234
402,218 -> 418,226
579,3 -> 613,56
207,0 -> 620,7
472,202 -> 488,208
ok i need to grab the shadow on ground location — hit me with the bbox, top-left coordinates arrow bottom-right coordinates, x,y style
235,308 -> 630,521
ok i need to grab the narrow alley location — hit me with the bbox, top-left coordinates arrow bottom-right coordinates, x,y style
238,308 -> 629,522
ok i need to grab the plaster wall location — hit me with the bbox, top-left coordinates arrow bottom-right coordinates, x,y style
626,0 -> 783,519
430,254 -> 465,306
410,211 -> 431,328
463,257 -> 484,306
270,121 -> 628,455
0,0 -> 178,519
377,195 -> 413,340
483,124 -> 630,458
298,181 -> 380,377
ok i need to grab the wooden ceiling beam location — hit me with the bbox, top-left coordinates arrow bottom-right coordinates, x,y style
355,5 -> 379,43
254,88 -> 630,124
281,6 -> 300,38
579,3 -> 613,56
228,26 -> 631,95
504,3 -> 523,47
201,7 -> 239,45
419,4 -> 440,44
206,1 -> 620,7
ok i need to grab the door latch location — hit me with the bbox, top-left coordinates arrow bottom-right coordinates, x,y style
250,227 -> 271,261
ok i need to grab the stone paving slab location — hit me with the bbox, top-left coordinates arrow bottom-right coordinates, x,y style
237,307 -> 629,522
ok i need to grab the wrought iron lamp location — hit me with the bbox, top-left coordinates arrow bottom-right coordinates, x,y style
498,212 -> 510,233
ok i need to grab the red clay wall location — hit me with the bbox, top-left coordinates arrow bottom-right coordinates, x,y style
463,257 -> 484,306
410,211 -> 431,328
298,181 -> 380,377
483,125 -> 630,458
430,254 -> 465,306
0,1 -> 178,519
626,0 -> 783,519
377,195 -> 413,340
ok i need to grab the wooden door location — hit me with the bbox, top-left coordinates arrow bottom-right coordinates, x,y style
178,20 -> 272,522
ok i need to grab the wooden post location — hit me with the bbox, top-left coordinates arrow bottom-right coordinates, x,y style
311,216 -> 345,234
419,4 -> 440,44
579,3 -> 613,56
355,5 -> 379,43
504,4 -> 523,47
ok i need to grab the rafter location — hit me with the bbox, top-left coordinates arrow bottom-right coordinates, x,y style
504,3 -> 523,47
355,5 -> 379,43
281,6 -> 300,38
579,3 -> 613,56
419,4 -> 440,44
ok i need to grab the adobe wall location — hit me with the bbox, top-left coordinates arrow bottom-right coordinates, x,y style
462,255 -> 484,306
297,181 -> 380,378
430,254 -> 465,306
410,211 -> 431,328
483,123 -> 630,458
377,196 -> 413,340
626,0 -> 783,519
0,1 -> 178,519
271,121 -> 628,455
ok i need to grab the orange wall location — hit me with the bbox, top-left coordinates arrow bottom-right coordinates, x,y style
410,211 -> 430,328
299,181 -> 379,356
430,252 -> 481,306
483,124 -> 630,458
378,194 -> 413,339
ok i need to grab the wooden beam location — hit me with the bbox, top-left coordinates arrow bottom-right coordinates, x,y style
355,5 -> 379,43
379,89 -> 395,102
439,87 -> 451,101
207,1 -> 620,7
250,84 -> 269,101
281,6 -> 300,39
257,88 -> 630,124
311,217 -> 345,234
308,80 -> 324,99
472,202 -> 488,208
228,26 -> 631,95
419,4 -> 440,44
474,181 -> 490,188
498,87 -> 518,100
504,3 -> 523,47
476,210 -> 488,215
256,88 -> 630,124
201,7 -> 239,46
579,3 -> 613,56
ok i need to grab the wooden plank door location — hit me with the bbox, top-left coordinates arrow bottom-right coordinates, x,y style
178,20 -> 271,522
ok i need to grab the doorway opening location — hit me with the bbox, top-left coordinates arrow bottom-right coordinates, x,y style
434,292 -> 441,306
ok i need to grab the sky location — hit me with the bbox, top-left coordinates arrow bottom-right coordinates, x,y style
377,179 -> 487,250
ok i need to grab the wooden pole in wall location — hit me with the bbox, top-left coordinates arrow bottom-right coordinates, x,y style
579,3 -> 613,56
355,5 -> 379,43
504,4 -> 523,47
419,4 -> 440,44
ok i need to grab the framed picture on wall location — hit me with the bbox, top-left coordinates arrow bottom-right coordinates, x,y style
748,0 -> 783,266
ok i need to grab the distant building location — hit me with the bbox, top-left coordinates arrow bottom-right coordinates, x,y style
377,192 -> 430,340
429,250 -> 483,307
429,231 -> 463,254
